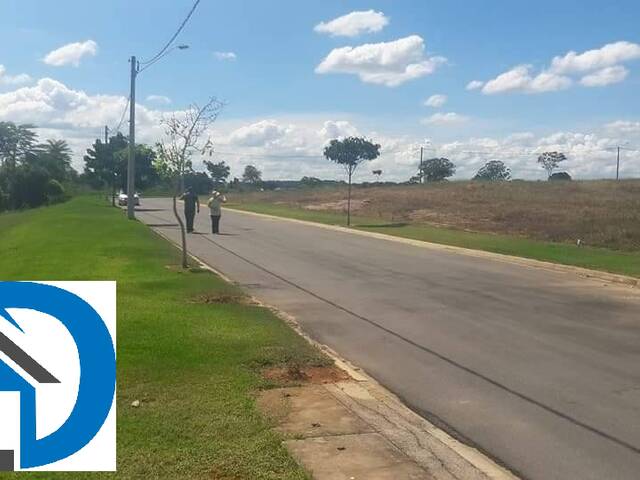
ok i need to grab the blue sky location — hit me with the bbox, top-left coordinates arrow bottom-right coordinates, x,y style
1,0 -> 639,180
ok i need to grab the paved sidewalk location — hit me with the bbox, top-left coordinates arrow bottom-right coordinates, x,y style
258,367 -> 517,480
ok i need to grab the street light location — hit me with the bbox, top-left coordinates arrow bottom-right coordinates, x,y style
126,45 -> 190,220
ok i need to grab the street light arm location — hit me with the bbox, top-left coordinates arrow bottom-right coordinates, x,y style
137,45 -> 189,75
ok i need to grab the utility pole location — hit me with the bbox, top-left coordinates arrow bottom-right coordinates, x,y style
105,125 -> 115,206
420,147 -> 424,184
616,146 -> 621,181
123,46 -> 189,218
127,56 -> 137,220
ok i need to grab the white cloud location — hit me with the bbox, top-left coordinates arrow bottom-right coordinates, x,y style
0,65 -> 32,86
214,51 -> 237,61
228,120 -> 290,147
316,35 -> 446,87
605,120 -> 640,135
466,80 -> 484,91
473,40 -> 640,95
0,78 -> 166,169
319,120 -> 359,140
481,65 -> 572,95
580,65 -> 628,87
43,40 -> 98,67
1,76 -> 637,181
421,112 -> 469,126
314,10 -> 389,37
482,66 -> 532,94
528,71 -> 574,93
146,94 -> 172,105
180,119 -> 640,180
550,41 -> 640,74
424,94 -> 447,108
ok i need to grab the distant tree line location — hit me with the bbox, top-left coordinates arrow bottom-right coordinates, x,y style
408,151 -> 571,183
0,122 -> 74,212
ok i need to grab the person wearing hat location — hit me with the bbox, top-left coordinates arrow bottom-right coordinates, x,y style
180,186 -> 200,233
207,190 -> 227,234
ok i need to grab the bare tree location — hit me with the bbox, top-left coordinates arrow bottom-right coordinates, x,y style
155,98 -> 224,268
537,151 -> 567,179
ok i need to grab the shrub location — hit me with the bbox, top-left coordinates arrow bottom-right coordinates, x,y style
549,172 -> 572,181
473,160 -> 511,181
45,178 -> 66,204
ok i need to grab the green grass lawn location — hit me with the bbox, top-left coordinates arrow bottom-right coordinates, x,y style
0,197 -> 327,479
226,202 -> 640,279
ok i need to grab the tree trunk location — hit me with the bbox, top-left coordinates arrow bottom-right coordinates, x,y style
347,170 -> 352,227
111,176 -> 116,207
172,194 -> 188,269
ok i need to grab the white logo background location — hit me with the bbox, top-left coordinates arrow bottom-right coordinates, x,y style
0,281 -> 116,471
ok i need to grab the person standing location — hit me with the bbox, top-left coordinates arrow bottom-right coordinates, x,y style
207,190 -> 227,234
180,187 -> 200,233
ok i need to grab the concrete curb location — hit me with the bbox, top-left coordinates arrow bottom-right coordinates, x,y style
225,207 -> 639,289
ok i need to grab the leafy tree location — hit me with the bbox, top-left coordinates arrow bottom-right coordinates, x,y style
204,160 -> 230,186
6,165 -> 49,209
549,171 -> 572,181
83,133 -> 128,205
323,136 -> 381,226
121,144 -> 160,191
5,165 -> 64,209
537,151 -> 567,179
184,171 -> 214,194
242,165 -> 262,184
473,160 -> 511,181
419,157 -> 455,182
84,134 -> 159,204
0,122 -> 37,171
155,98 -> 224,268
0,122 -> 71,211
30,139 -> 73,182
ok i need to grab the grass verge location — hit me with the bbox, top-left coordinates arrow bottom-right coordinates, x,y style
225,202 -> 640,279
0,197 -> 328,479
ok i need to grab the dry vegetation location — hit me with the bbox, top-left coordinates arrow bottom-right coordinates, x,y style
232,180 -> 640,251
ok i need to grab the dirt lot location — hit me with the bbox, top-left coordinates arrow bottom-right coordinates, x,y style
231,180 -> 640,251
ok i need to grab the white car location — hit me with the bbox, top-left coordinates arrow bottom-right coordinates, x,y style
117,191 -> 140,207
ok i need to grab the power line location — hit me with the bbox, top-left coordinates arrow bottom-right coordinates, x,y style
111,96 -> 130,134
138,47 -> 177,74
138,0 -> 201,66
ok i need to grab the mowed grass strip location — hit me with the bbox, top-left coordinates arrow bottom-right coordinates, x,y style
225,202 -> 640,278
0,197 -> 327,479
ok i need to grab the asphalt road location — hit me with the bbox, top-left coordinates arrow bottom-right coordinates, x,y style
137,198 -> 640,480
